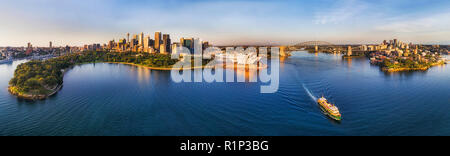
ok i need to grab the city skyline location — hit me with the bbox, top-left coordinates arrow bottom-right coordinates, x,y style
1,0 -> 450,47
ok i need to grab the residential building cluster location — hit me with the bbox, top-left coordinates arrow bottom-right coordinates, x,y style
368,39 -> 446,65
0,42 -> 81,60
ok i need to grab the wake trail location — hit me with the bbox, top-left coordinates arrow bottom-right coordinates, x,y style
303,84 -> 317,102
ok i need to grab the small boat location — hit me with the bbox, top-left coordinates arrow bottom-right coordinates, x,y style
317,96 -> 341,121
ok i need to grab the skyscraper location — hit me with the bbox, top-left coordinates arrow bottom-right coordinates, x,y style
139,32 -> 144,47
144,35 -> 150,52
49,41 -> 52,48
132,34 -> 138,46
127,33 -> 130,44
172,43 -> 180,55
181,38 -> 194,54
160,44 -> 166,54
180,38 -> 185,48
194,38 -> 202,55
163,34 -> 171,53
154,32 -> 161,52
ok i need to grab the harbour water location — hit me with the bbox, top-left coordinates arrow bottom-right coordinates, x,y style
0,52 -> 449,136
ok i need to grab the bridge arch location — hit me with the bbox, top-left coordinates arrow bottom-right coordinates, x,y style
294,41 -> 334,47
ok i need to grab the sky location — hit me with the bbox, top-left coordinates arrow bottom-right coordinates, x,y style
1,0 -> 450,47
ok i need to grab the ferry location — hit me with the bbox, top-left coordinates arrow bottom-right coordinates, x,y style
317,96 -> 341,121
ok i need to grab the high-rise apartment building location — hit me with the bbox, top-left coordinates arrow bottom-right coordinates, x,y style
139,32 -> 144,47
163,34 -> 171,53
194,38 -> 202,55
144,35 -> 151,52
160,44 -> 166,54
127,33 -> 130,44
181,38 -> 194,54
154,32 -> 161,52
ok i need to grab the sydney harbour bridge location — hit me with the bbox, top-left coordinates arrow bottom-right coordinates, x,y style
281,41 -> 340,56
293,41 -> 335,47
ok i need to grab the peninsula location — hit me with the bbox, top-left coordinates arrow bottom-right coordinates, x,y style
368,39 -> 446,72
8,51 -> 212,100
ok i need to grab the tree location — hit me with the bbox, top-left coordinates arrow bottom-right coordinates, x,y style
383,59 -> 392,68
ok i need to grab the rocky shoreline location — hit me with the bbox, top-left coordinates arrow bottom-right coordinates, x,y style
382,67 -> 428,72
8,85 -> 62,100
381,62 -> 445,72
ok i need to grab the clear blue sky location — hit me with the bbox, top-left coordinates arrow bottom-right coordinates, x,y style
1,0 -> 450,47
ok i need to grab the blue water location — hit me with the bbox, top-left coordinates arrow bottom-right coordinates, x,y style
0,52 -> 449,136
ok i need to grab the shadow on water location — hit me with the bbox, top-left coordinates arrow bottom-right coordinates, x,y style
381,70 -> 429,80
16,97 -> 39,105
318,107 -> 342,125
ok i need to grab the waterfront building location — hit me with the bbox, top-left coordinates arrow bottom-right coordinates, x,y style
107,40 -> 115,50
397,50 -> 404,57
347,46 -> 352,56
194,38 -> 202,55
149,47 -> 155,54
172,43 -> 180,55
160,44 -> 166,54
127,33 -> 130,45
118,39 -> 127,52
139,32 -> 144,48
154,32 -> 161,52
26,42 -> 33,55
181,38 -> 194,54
405,49 -> 410,56
163,34 -> 171,53
144,35 -> 150,52
180,38 -> 185,48
202,41 -> 210,50
134,34 -> 139,49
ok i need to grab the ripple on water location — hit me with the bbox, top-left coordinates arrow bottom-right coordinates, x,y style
0,55 -> 449,136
